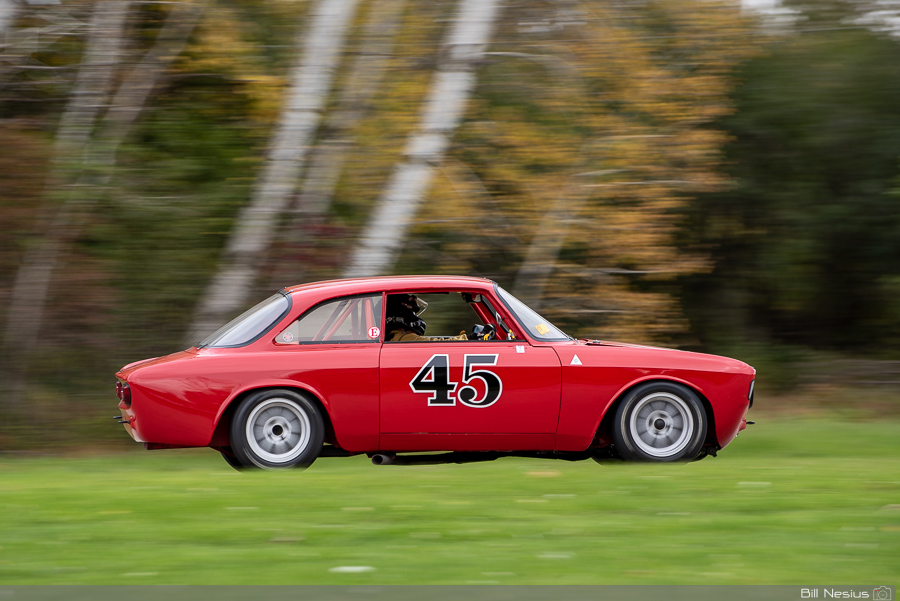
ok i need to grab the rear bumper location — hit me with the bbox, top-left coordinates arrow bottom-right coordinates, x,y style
116,399 -> 144,443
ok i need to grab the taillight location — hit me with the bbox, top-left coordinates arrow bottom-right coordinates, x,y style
116,381 -> 132,405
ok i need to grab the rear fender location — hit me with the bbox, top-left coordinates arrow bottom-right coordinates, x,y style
210,384 -> 337,448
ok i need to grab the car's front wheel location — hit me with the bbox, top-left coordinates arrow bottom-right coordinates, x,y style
220,448 -> 246,470
612,382 -> 707,462
229,389 -> 324,469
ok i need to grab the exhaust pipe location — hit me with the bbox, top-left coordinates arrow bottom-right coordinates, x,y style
371,453 -> 396,465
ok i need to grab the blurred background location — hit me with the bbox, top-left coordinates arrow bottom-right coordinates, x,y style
2,0 -> 900,448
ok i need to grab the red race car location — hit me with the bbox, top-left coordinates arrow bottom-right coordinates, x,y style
115,276 -> 755,470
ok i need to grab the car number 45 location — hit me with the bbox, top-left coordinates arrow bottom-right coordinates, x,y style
409,354 -> 503,408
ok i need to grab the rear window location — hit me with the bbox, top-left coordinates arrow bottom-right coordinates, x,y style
197,293 -> 291,348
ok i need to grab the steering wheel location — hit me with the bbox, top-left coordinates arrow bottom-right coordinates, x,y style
470,324 -> 497,340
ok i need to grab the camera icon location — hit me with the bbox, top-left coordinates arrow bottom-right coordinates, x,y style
874,586 -> 892,601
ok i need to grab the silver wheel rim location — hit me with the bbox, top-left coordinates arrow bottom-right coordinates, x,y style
629,392 -> 694,458
245,398 -> 311,465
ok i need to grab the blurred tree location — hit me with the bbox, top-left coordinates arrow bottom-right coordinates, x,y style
0,124 -> 49,308
186,0 -> 360,344
397,0 -> 755,344
101,0 -> 287,359
1,0 -> 131,412
781,0 -> 896,25
343,0 -> 503,278
680,23 -> 900,351
268,0 -> 409,287
1,0 -> 203,418
0,1 -> 86,115
0,0 -> 791,445
93,0 -> 203,168
0,0 -> 17,35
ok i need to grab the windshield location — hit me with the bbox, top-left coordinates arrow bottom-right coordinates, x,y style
197,292 -> 291,348
495,286 -> 570,341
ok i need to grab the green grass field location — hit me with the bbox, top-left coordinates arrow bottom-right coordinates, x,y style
1,417 -> 898,585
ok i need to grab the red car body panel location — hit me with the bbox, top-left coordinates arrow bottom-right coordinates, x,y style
116,276 -> 755,457
380,341 -> 561,451
552,341 -> 752,451
120,345 -> 382,452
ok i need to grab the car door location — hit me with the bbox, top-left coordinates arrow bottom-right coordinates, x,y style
379,340 -> 562,452
269,294 -> 383,452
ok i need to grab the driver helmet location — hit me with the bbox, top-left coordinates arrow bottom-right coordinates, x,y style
386,294 -> 427,336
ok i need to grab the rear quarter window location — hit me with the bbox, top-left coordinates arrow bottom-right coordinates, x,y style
276,294 -> 383,344
198,293 -> 291,348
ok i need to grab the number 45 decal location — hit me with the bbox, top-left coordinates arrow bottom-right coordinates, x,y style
409,354 -> 503,408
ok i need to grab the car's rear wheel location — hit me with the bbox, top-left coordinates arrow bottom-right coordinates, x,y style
612,382 -> 706,462
230,389 -> 324,469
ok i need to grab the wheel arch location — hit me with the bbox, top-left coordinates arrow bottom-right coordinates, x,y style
210,384 -> 337,449
593,377 -> 718,451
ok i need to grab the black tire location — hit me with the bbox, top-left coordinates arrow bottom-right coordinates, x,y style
229,389 -> 324,469
612,382 -> 707,462
220,448 -> 246,471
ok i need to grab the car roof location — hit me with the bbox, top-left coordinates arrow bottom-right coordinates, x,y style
283,275 -> 496,297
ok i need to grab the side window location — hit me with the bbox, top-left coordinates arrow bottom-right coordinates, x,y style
276,295 -> 383,344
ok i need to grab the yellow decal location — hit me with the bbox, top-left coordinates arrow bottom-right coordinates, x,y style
535,323 -> 550,335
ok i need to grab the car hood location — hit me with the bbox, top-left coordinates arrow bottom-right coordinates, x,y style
572,339 -> 755,375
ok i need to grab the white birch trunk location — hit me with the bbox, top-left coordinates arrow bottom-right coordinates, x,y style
292,0 -> 407,223
343,0 -> 503,278
271,0 -> 407,286
1,0 -> 131,409
53,1 -> 131,158
0,0 -> 17,38
93,0 -> 204,168
0,4 -> 90,76
186,0 -> 360,344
